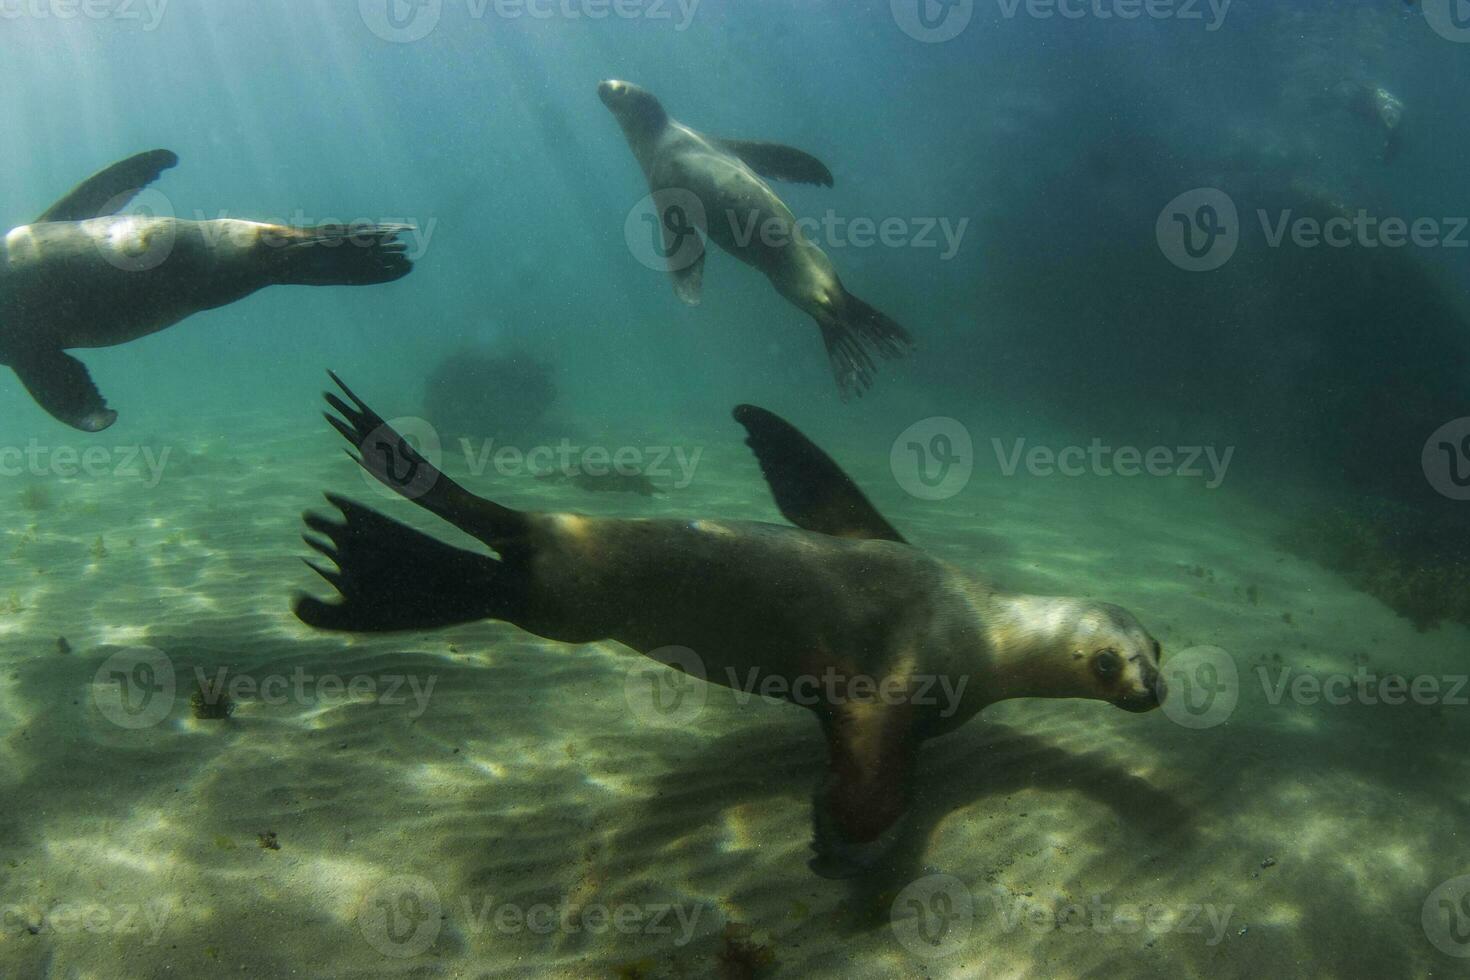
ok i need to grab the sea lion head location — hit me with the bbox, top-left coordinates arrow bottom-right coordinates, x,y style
1064,601 -> 1166,713
598,79 -> 669,139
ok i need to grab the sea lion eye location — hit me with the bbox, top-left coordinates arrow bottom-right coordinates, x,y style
1093,649 -> 1122,681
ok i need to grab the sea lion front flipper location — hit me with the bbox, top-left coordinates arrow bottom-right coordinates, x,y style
733,404 -> 906,543
8,350 -> 118,432
650,186 -> 705,305
34,149 -> 179,223
809,702 -> 918,879
715,139 -> 835,187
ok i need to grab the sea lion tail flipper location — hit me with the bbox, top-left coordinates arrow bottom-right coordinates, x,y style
809,702 -> 917,879
276,224 -> 415,286
321,372 -> 528,551
295,494 -> 518,632
813,288 -> 915,400
34,149 -> 179,223
8,350 -> 118,432
732,404 -> 906,543
715,139 -> 835,187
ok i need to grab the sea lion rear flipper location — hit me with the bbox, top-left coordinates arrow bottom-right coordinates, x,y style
320,372 -> 527,551
809,702 -> 917,879
8,350 -> 118,432
294,494 -> 515,632
715,139 -> 835,187
34,149 -> 179,223
733,404 -> 906,543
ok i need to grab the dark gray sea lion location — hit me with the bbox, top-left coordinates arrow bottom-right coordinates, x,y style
293,375 -> 1164,877
0,150 -> 415,431
598,80 -> 914,399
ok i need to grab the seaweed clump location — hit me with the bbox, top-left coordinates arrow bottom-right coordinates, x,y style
423,346 -> 558,443
1279,500 -> 1470,632
190,682 -> 236,720
716,923 -> 775,980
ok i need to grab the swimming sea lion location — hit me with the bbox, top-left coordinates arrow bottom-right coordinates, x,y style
0,150 -> 415,431
598,80 -> 914,399
1341,81 -> 1405,163
293,374 -> 1165,878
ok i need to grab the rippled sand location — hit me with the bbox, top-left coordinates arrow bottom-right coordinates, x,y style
1,404 -> 1467,979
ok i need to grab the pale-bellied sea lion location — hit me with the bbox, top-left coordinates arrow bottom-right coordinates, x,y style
0,150 -> 415,431
293,375 -> 1165,878
598,80 -> 914,399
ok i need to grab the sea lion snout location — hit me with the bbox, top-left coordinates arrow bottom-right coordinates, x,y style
597,79 -> 624,105
1114,667 -> 1165,713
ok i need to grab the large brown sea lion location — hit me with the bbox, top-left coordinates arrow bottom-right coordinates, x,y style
293,375 -> 1165,877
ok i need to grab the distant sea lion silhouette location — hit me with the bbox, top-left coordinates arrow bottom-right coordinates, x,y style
293,374 -> 1166,878
0,150 -> 415,431
598,80 -> 914,399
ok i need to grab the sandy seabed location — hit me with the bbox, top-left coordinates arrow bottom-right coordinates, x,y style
1,404 -> 1467,980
